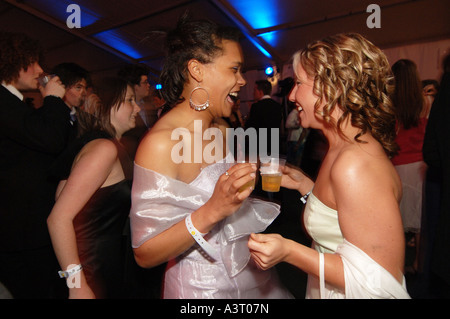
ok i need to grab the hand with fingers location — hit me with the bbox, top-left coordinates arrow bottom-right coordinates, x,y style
248,233 -> 290,270
40,75 -> 66,99
206,162 -> 257,222
280,165 -> 315,196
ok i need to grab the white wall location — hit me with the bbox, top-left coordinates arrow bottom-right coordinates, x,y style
383,39 -> 450,81
277,38 -> 450,84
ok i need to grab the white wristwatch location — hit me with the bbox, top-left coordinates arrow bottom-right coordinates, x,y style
58,264 -> 83,278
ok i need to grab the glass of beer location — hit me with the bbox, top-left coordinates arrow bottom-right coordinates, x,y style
260,157 -> 285,192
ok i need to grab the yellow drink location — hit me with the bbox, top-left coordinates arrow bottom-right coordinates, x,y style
239,179 -> 255,192
261,173 -> 282,192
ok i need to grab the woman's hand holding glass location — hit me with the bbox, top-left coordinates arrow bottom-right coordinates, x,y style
206,162 -> 257,222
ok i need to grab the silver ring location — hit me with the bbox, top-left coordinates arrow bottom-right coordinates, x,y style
225,171 -> 229,176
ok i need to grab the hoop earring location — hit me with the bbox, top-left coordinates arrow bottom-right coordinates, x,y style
189,86 -> 210,111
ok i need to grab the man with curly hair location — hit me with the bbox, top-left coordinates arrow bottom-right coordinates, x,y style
0,31 -> 73,298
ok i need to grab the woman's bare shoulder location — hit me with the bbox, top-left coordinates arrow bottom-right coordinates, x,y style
331,141 -> 401,202
135,124 -> 180,178
331,142 -> 405,281
75,138 -> 118,164
334,140 -> 394,175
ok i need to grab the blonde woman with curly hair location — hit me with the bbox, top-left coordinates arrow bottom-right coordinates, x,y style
248,33 -> 410,299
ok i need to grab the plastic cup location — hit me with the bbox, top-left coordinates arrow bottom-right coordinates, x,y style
260,157 -> 286,192
235,159 -> 256,192
239,178 -> 255,192
38,74 -> 55,88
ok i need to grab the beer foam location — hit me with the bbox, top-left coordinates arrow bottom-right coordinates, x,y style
260,166 -> 280,175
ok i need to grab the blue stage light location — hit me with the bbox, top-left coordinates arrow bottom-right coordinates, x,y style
92,30 -> 142,59
258,30 -> 280,47
228,0 -> 279,30
265,66 -> 274,76
226,0 -> 280,58
155,84 -> 162,90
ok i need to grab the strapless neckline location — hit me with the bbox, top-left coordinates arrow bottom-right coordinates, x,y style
188,153 -> 234,186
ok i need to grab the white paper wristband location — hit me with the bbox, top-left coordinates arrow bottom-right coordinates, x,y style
185,214 -> 217,260
58,264 -> 83,279
300,190 -> 312,204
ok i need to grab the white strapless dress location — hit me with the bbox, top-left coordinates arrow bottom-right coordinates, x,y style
303,191 -> 410,299
130,153 -> 293,299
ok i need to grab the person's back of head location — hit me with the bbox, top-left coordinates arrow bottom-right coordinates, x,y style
391,59 -> 424,130
255,80 -> 272,96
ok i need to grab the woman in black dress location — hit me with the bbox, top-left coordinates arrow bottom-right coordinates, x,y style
47,77 -> 140,298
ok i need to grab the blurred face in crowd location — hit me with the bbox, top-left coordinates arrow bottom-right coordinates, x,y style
64,79 -> 87,108
110,85 -> 140,137
253,86 -> 263,101
151,93 -> 165,109
14,62 -> 43,90
134,75 -> 150,102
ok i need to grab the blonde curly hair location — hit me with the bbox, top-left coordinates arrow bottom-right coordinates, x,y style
293,33 -> 398,157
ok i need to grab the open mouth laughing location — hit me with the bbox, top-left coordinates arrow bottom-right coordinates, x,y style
227,92 -> 239,103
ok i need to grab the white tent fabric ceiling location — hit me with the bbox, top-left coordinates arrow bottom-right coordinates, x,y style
1,0 -> 449,84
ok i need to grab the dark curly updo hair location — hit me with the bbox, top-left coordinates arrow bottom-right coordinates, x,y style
293,33 -> 398,157
159,13 -> 241,107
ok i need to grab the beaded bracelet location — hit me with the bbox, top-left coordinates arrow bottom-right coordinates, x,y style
185,214 -> 218,260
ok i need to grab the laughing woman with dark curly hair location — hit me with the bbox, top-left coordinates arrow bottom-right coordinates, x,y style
248,33 -> 411,299
129,14 -> 292,299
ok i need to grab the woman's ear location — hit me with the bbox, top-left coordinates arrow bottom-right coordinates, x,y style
187,59 -> 204,83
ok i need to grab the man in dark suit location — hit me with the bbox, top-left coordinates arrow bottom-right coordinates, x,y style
0,31 -> 72,298
52,62 -> 90,143
245,80 -> 282,159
